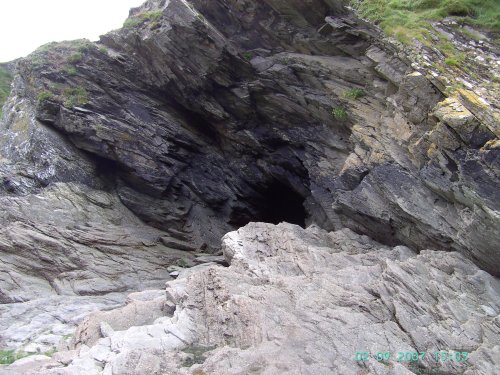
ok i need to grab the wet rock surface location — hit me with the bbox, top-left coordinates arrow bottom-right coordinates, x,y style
0,0 -> 498,372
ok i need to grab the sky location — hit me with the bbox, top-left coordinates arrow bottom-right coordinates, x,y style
0,0 -> 146,62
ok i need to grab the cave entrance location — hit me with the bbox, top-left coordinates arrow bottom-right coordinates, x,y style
258,180 -> 306,227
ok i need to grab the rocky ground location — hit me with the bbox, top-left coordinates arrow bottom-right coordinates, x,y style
0,0 -> 498,374
4,223 -> 499,374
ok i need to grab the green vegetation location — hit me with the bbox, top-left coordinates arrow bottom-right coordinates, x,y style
181,345 -> 216,367
176,258 -> 189,268
37,90 -> 54,102
123,18 -> 142,28
351,0 -> 500,44
123,10 -> 163,28
141,11 -> 163,21
73,39 -> 97,53
44,348 -> 57,357
445,56 -> 460,66
444,81 -> 465,95
98,46 -> 109,56
67,52 -> 83,64
0,65 -> 13,118
64,66 -> 78,76
30,55 -> 48,69
63,86 -> 89,108
343,87 -> 366,99
0,350 -> 27,365
36,83 -> 90,110
0,349 -> 57,365
332,107 -> 348,120
242,52 -> 254,61
27,39 -> 96,72
460,26 -> 483,40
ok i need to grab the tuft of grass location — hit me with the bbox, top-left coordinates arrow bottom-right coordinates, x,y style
67,52 -> 83,64
459,26 -> 483,40
0,350 -> 29,365
0,65 -> 13,118
351,0 -> 500,44
445,57 -> 459,66
123,18 -> 142,28
242,52 -> 254,61
332,107 -> 348,120
63,86 -> 89,108
98,46 -> 108,55
0,350 -> 20,365
142,10 -> 163,22
74,40 -> 96,53
64,66 -> 78,76
37,90 -> 54,102
44,348 -> 57,357
0,348 -> 57,365
123,10 -> 163,28
343,87 -> 366,99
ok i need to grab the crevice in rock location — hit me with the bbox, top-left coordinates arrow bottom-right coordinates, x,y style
91,153 -> 119,188
149,89 -> 220,147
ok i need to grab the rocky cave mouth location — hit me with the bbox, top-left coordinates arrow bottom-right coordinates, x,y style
259,180 -> 307,227
230,179 -> 308,229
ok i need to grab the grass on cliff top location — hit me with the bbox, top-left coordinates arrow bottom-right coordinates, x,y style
351,0 -> 500,44
27,39 -> 97,71
0,65 -> 13,118
123,10 -> 163,28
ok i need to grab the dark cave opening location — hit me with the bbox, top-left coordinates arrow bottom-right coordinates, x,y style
229,180 -> 307,228
229,180 -> 308,228
259,180 -> 306,227
230,180 -> 307,228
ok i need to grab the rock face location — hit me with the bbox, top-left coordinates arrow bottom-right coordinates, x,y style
15,223 -> 500,374
0,0 -> 498,372
8,0 -> 497,272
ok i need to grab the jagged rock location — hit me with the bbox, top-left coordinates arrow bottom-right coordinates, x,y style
16,223 -> 499,375
71,291 -> 168,348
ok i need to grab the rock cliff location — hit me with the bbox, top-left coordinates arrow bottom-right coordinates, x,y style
0,0 -> 498,374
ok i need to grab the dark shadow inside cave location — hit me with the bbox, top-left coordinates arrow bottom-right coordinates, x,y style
229,179 -> 308,229
248,180 -> 306,228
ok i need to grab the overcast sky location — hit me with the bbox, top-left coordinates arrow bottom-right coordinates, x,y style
0,0 -> 145,62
